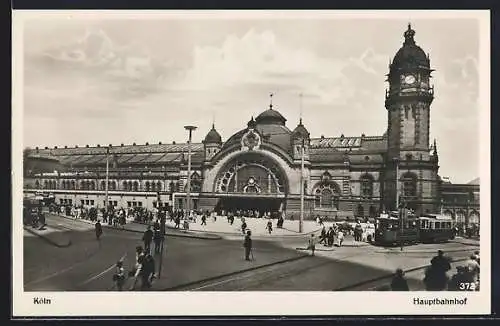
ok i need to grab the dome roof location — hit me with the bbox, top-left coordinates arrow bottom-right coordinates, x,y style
255,107 -> 287,125
391,24 -> 430,71
292,119 -> 310,139
203,124 -> 222,144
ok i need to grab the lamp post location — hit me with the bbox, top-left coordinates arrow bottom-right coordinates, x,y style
184,126 -> 197,222
299,139 -> 305,233
105,146 -> 110,214
393,157 -> 403,251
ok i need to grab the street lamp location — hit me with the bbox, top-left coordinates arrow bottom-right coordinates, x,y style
184,126 -> 197,221
393,157 -> 403,251
105,145 -> 111,214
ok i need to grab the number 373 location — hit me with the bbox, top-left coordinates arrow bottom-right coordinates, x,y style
459,282 -> 477,291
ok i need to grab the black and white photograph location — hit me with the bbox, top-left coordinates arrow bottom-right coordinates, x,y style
12,10 -> 490,316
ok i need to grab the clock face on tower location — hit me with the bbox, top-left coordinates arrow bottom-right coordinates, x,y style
403,74 -> 416,85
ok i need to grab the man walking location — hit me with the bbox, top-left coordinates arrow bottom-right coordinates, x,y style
243,230 -> 253,261
142,226 -> 154,255
308,234 -> 316,256
95,220 -> 103,246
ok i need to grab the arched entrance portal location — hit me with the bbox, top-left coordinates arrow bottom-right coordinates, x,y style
213,152 -> 289,218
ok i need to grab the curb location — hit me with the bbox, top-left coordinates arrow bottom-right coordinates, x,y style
162,254 -> 309,291
49,214 -> 221,240
376,247 -> 479,254
335,257 -> 470,291
23,226 -> 72,248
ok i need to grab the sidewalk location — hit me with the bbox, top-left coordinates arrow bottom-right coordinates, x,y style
49,213 -> 221,240
23,224 -> 72,248
163,216 -> 322,237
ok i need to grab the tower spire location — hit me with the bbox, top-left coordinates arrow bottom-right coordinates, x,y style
269,92 -> 274,110
299,92 -> 303,125
433,139 -> 438,155
212,112 -> 215,129
404,22 -> 416,46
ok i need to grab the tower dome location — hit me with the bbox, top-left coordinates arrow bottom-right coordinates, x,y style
255,107 -> 287,125
203,124 -> 222,144
390,24 -> 430,71
292,118 -> 310,139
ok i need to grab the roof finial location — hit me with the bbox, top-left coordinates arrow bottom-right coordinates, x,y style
433,138 -> 438,155
269,92 -> 274,110
212,112 -> 215,129
404,22 -> 416,45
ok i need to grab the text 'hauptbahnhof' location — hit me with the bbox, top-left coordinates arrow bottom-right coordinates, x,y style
23,25 -> 480,231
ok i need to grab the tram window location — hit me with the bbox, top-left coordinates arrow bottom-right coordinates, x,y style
435,222 -> 441,229
429,222 -> 434,229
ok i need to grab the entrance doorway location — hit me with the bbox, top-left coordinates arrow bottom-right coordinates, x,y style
216,196 -> 283,218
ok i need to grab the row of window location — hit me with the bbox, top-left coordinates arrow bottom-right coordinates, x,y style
32,179 -> 202,192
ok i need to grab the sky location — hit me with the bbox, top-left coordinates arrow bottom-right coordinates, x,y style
20,13 -> 482,183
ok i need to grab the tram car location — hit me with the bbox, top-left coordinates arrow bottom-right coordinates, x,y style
374,211 -> 419,246
418,213 -> 455,243
374,211 -> 455,246
23,197 -> 42,226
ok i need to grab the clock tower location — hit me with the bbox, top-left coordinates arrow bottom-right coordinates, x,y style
383,24 -> 439,214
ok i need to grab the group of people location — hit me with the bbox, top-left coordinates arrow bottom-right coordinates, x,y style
92,211 -> 167,291
390,250 -> 480,291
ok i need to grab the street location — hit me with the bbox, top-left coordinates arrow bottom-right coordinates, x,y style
24,214 -> 478,291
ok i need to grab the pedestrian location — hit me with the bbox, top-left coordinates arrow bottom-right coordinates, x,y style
327,227 -> 335,247
142,226 -> 154,255
95,220 -> 103,243
243,230 -> 253,261
153,227 -> 163,254
140,254 -> 156,291
308,234 -> 316,256
130,246 -> 145,290
112,260 -> 126,291
241,221 -> 247,234
465,254 -> 480,283
175,216 -> 181,229
201,214 -> 207,226
390,268 -> 409,291
266,220 -> 273,234
423,250 -> 451,291
336,229 -> 344,247
319,226 -> 327,245
448,266 -> 474,291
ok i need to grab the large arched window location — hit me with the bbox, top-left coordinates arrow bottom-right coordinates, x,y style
101,181 -> 106,190
402,172 -> 417,197
71,180 -> 76,190
360,174 -> 374,198
122,181 -> 128,191
44,180 -> 48,189
133,181 -> 139,192
90,181 -> 96,190
35,180 -> 40,189
314,182 -> 340,209
157,181 -> 162,192
110,181 -> 116,191
145,181 -> 150,192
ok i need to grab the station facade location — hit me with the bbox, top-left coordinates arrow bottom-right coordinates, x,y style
23,25 -> 480,225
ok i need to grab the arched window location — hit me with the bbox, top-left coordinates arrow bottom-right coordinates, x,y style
402,172 -> 417,197
191,180 -> 201,192
321,189 -> 333,208
110,181 -> 116,190
133,181 -> 139,192
90,181 -> 95,190
169,181 -> 175,192
101,181 -> 106,190
128,181 -> 133,191
71,181 -> 76,189
80,181 -> 87,190
44,180 -> 48,189
157,181 -> 162,192
35,180 -> 40,189
360,174 -> 374,198
145,181 -> 150,192
123,181 -> 128,191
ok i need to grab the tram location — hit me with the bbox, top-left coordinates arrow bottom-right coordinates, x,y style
374,211 -> 455,246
